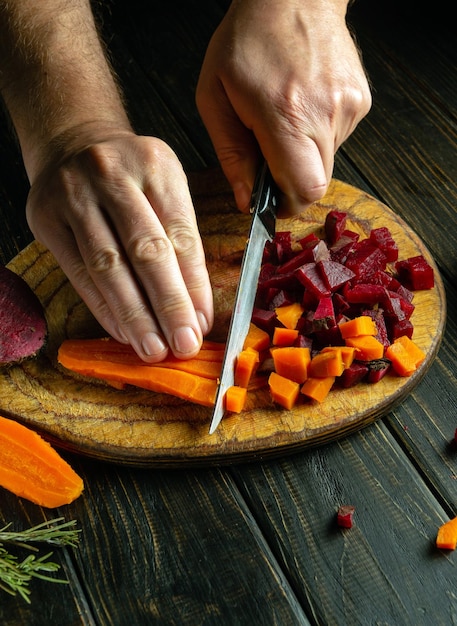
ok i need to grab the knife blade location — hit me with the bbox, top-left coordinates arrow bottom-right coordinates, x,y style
209,161 -> 277,434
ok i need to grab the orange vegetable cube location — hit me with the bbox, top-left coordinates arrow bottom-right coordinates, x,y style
243,323 -> 271,352
268,371 -> 300,410
321,345 -> 356,369
309,350 -> 345,378
275,302 -> 304,330
436,516 -> 457,550
345,335 -> 384,361
301,376 -> 335,403
272,327 -> 299,346
339,315 -> 377,338
234,347 -> 259,388
271,346 -> 311,383
225,386 -> 247,414
385,335 -> 426,376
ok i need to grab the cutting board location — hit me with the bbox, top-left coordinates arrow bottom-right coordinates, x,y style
0,170 -> 446,466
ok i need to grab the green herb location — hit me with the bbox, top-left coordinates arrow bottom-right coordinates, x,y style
0,517 -> 80,603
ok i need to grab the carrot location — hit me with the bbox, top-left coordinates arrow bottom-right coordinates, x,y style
272,346 -> 311,383
321,346 -> 356,369
385,335 -> 426,376
58,338 -> 222,380
275,302 -> 304,330
268,371 -> 300,410
301,376 -> 335,403
225,386 -> 247,413
234,347 -> 259,388
243,323 -> 271,352
0,414 -> 83,508
436,516 -> 457,550
345,335 -> 385,361
339,315 -> 377,339
308,350 -> 345,378
272,327 -> 299,346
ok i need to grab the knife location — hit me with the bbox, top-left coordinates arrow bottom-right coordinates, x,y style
209,161 -> 278,434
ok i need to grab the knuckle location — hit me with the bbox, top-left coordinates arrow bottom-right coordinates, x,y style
168,221 -> 199,257
87,245 -> 123,274
128,234 -> 173,267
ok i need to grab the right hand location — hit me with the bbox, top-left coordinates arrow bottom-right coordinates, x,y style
26,130 -> 214,362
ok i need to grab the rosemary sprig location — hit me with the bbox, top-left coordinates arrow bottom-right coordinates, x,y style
0,517 -> 80,603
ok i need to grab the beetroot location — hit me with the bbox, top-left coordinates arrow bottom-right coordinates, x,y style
0,265 -> 47,364
337,505 -> 355,528
295,263 -> 331,298
339,362 -> 369,388
318,259 -> 355,293
369,227 -> 399,262
395,255 -> 435,290
325,210 -> 347,246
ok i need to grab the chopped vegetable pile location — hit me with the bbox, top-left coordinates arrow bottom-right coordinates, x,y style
57,210 -> 435,414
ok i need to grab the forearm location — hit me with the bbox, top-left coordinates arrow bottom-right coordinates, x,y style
0,0 -> 131,182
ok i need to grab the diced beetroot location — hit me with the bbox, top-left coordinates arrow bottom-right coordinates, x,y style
395,255 -> 434,290
251,308 -> 277,334
313,325 -> 344,349
344,283 -> 386,306
366,358 -> 391,383
260,271 -> 301,292
296,311 -> 315,336
268,289 -> 297,310
330,230 -> 359,264
293,333 -> 313,350
381,290 -> 406,322
0,265 -> 48,364
273,231 -> 293,262
371,269 -> 401,291
312,240 -> 331,263
301,289 -> 319,312
337,504 -> 355,528
299,232 -> 320,249
295,263 -> 331,298
396,283 -> 414,304
317,259 -> 356,293
345,240 -> 387,281
388,318 -> 414,341
312,296 -> 336,331
325,210 -> 347,246
332,292 -> 350,317
339,361 -> 369,387
369,226 -> 399,262
362,308 -> 390,349
276,247 -> 316,274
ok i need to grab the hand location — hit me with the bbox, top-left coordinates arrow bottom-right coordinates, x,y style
26,130 -> 213,362
196,0 -> 372,215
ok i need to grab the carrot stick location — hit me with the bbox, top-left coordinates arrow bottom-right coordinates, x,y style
345,335 -> 385,361
0,414 -> 83,508
275,302 -> 304,330
268,371 -> 300,409
339,315 -> 377,338
243,323 -> 271,352
308,350 -> 345,378
385,335 -> 426,376
225,386 -> 247,413
271,346 -> 311,383
272,327 -> 299,346
436,516 -> 457,550
301,376 -> 335,403
234,347 -> 259,388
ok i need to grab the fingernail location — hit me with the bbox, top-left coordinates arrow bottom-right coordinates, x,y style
173,326 -> 200,355
141,332 -> 168,358
196,310 -> 209,336
233,181 -> 252,212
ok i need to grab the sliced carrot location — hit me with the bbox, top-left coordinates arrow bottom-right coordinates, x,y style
268,371 -> 300,410
234,347 -> 259,388
272,327 -> 299,346
271,346 -> 311,384
321,345 -> 356,369
275,302 -> 304,330
301,376 -> 335,403
225,386 -> 247,413
339,315 -> 377,339
308,350 -> 345,378
436,516 -> 457,550
0,414 -> 84,508
345,335 -> 385,361
243,323 -> 271,352
385,335 -> 426,376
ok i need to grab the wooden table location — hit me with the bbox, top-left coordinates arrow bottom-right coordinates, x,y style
1,1 -> 456,623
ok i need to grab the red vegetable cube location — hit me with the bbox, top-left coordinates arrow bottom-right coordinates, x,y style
337,505 -> 355,528
395,255 -> 434,290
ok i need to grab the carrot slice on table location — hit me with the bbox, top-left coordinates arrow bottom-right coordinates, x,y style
0,414 -> 83,508
301,376 -> 336,403
225,386 -> 247,413
268,371 -> 300,410
272,346 -> 311,383
234,347 -> 259,388
436,516 -> 457,550
385,335 -> 426,376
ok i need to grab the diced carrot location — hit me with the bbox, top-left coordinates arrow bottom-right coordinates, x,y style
243,323 -> 271,352
234,347 -> 259,388
268,371 -> 300,410
385,335 -> 426,376
301,376 -> 335,403
345,335 -> 385,361
225,386 -> 247,413
339,315 -> 377,338
436,516 -> 457,550
272,327 -> 299,346
275,302 -> 304,330
321,345 -> 356,369
271,346 -> 311,383
308,350 -> 345,378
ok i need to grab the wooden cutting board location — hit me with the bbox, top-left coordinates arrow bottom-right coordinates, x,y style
0,170 -> 446,466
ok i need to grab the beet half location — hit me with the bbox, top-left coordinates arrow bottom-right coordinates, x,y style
0,265 -> 47,364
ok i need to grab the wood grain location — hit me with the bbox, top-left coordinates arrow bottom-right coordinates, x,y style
0,173 -> 446,466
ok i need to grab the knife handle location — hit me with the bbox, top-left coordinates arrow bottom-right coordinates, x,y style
251,161 -> 278,239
